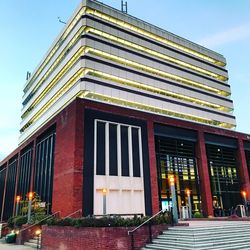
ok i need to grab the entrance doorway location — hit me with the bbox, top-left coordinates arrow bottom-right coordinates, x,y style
155,136 -> 201,215
206,144 -> 241,215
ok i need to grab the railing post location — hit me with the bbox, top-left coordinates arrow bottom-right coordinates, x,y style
130,233 -> 135,250
171,208 -> 174,226
148,222 -> 152,243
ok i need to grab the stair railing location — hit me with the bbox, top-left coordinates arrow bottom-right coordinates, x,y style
17,211 -> 60,246
64,209 -> 82,219
127,208 -> 170,250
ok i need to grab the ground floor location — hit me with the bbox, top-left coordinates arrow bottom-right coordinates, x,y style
1,98 -> 250,220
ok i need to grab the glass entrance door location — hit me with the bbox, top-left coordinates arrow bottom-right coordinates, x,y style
155,137 -> 201,215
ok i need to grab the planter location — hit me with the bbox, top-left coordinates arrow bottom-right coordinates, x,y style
42,224 -> 168,250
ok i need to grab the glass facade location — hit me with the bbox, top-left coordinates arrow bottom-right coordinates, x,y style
155,136 -> 201,214
3,158 -> 18,220
34,129 -> 56,213
206,144 -> 241,212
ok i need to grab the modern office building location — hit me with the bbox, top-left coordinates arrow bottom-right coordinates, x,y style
1,0 -> 250,221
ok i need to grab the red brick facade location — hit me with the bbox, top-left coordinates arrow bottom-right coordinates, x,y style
1,98 -> 250,219
41,224 -> 168,250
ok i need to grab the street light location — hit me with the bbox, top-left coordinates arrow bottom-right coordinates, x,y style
102,188 -> 107,215
169,175 -> 178,224
242,191 -> 247,205
27,192 -> 33,223
15,196 -> 21,216
186,189 -> 192,218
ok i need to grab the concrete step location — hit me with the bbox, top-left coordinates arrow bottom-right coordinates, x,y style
152,237 -> 250,249
24,237 -> 41,249
143,242 -> 250,250
24,241 -> 38,249
168,224 -> 250,231
141,222 -> 250,250
159,232 -> 250,241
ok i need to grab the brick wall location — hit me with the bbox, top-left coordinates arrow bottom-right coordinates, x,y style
41,224 -> 168,250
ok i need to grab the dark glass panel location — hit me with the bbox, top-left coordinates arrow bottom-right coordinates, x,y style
132,128 -> 140,177
96,122 -> 106,175
206,144 -> 241,211
3,159 -> 18,220
121,126 -> 129,176
109,124 -> 118,176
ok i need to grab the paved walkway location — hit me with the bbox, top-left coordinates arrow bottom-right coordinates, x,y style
0,238 -> 33,250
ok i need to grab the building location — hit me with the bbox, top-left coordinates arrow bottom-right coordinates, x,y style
1,0 -> 250,221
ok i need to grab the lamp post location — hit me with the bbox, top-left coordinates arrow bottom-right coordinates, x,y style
102,188 -> 107,215
186,189 -> 192,218
27,192 -> 33,223
15,196 -> 21,216
242,191 -> 247,206
169,175 -> 178,224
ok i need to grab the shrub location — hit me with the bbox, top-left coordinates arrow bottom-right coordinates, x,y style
7,215 -> 27,228
46,212 -> 172,228
193,212 -> 203,218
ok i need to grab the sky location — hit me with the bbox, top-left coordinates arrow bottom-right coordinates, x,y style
0,0 -> 250,161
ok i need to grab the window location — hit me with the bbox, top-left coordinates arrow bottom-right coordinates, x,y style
94,120 -> 142,177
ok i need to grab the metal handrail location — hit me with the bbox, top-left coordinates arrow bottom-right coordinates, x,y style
128,208 -> 166,235
64,209 -> 82,219
18,211 -> 60,234
127,208 -> 168,250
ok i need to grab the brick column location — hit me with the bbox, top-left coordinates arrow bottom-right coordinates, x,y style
30,140 -> 36,193
1,162 -> 8,222
13,152 -> 21,217
147,119 -> 159,214
237,138 -> 250,200
196,130 -> 213,217
52,99 -> 84,217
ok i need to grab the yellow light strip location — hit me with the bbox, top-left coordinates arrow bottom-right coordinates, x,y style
86,68 -> 231,112
24,26 -> 86,101
86,27 -> 227,81
20,67 -> 234,133
78,91 -> 235,129
24,7 -> 86,93
20,69 -> 85,132
22,47 -> 85,119
21,41 -> 231,119
22,42 -> 231,121
86,8 -> 226,66
86,47 -> 229,96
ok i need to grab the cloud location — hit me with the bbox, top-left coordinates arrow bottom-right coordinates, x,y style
197,22 -> 250,48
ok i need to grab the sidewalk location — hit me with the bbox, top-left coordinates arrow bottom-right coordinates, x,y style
0,238 -> 33,250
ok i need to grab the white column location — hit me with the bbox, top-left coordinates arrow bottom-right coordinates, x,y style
105,122 -> 109,176
128,126 -> 133,177
117,124 -> 122,176
138,128 -> 143,177
93,120 -> 97,175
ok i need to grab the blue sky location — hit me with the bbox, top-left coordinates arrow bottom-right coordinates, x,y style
0,0 -> 250,160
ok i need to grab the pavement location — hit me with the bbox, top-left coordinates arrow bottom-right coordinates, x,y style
0,238 -> 33,250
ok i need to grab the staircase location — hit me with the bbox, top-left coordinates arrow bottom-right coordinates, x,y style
24,235 -> 41,249
142,221 -> 250,250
